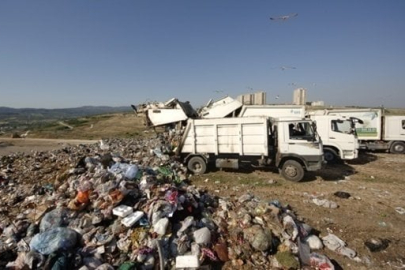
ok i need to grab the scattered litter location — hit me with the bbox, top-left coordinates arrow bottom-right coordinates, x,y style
395,207 -> 405,215
322,233 -> 359,260
378,221 -> 387,227
113,205 -> 134,218
312,198 -> 338,209
268,179 -> 277,184
334,191 -> 351,199
121,211 -> 144,227
304,235 -> 323,250
365,238 -> 390,252
175,255 -> 200,268
30,227 -> 78,255
0,137 -> 357,269
309,252 -> 335,270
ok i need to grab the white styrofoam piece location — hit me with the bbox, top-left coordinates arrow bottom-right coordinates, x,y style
121,211 -> 144,227
175,255 -> 200,268
113,205 -> 133,218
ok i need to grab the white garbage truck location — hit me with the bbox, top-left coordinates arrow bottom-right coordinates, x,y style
237,105 -> 359,163
175,116 -> 323,182
310,108 -> 405,154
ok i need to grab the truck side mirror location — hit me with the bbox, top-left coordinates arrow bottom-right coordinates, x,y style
350,117 -> 364,124
311,122 -> 317,132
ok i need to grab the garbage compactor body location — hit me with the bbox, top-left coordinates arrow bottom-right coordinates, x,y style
176,116 -> 323,182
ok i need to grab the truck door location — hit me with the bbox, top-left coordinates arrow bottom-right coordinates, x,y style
284,121 -> 322,157
329,119 -> 358,159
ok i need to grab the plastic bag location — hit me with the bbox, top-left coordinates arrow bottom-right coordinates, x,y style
40,208 -> 70,232
76,190 -> 90,204
109,163 -> 130,175
153,218 -> 169,236
193,227 -> 211,245
30,227 -> 78,255
125,165 -> 139,180
309,253 -> 335,270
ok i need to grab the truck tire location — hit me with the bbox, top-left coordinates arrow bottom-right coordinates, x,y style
390,142 -> 405,154
187,156 -> 207,175
280,160 -> 304,182
324,148 -> 339,164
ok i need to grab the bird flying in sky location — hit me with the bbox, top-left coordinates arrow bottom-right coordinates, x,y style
280,66 -> 296,71
270,13 -> 298,21
272,66 -> 296,71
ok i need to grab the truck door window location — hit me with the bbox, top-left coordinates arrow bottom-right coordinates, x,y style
331,120 -> 352,133
402,120 -> 405,129
289,122 -> 314,140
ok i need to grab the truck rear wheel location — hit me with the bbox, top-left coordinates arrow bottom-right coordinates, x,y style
187,156 -> 207,175
390,142 -> 405,154
324,148 -> 339,163
280,160 -> 304,182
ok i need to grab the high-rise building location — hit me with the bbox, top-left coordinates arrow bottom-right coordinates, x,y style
293,88 -> 306,105
237,91 -> 266,105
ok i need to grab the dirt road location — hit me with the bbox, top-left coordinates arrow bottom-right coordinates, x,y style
0,138 -> 97,156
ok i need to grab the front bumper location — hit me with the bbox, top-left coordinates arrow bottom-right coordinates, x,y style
303,155 -> 324,171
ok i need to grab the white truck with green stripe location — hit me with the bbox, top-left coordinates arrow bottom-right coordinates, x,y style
310,108 -> 405,154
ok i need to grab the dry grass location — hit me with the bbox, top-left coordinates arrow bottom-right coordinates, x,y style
29,113 -> 149,140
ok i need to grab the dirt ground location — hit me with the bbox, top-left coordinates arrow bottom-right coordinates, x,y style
191,152 -> 405,269
1,138 -> 404,269
0,138 -> 97,156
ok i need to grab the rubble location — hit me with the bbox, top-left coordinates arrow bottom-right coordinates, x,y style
133,98 -> 198,127
0,136 -> 361,269
132,96 -> 243,128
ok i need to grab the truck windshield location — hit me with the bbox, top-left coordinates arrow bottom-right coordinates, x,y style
289,122 -> 315,140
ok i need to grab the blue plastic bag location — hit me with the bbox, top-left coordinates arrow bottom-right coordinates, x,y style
124,165 -> 139,180
30,227 -> 78,255
40,208 -> 70,232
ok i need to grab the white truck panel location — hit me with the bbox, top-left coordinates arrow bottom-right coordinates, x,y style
147,108 -> 188,126
239,105 -> 305,118
180,117 -> 268,156
384,116 -> 405,140
200,97 -> 243,118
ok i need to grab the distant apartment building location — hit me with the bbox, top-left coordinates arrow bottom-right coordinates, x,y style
310,100 -> 325,106
293,88 -> 307,105
237,91 -> 266,105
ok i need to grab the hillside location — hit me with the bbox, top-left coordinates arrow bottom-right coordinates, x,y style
0,112 -> 147,140
0,106 -> 132,121
0,106 -> 133,136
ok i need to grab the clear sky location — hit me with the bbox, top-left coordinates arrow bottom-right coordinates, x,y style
0,0 -> 404,109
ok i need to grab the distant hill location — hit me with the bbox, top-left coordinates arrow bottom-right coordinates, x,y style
0,106 -> 132,121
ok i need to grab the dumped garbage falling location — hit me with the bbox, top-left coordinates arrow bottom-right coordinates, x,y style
0,137 -> 360,269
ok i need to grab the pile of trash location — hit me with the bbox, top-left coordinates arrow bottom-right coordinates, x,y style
0,136 -> 360,269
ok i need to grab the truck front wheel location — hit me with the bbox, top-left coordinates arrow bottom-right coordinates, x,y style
390,142 -> 405,154
324,148 -> 339,164
187,156 -> 207,175
280,160 -> 304,182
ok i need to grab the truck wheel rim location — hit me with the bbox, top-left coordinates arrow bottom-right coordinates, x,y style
394,144 -> 404,152
192,163 -> 201,172
285,166 -> 298,177
324,152 -> 333,161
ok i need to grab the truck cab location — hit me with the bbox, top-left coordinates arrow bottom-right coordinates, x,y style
309,115 -> 359,163
273,118 -> 324,181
